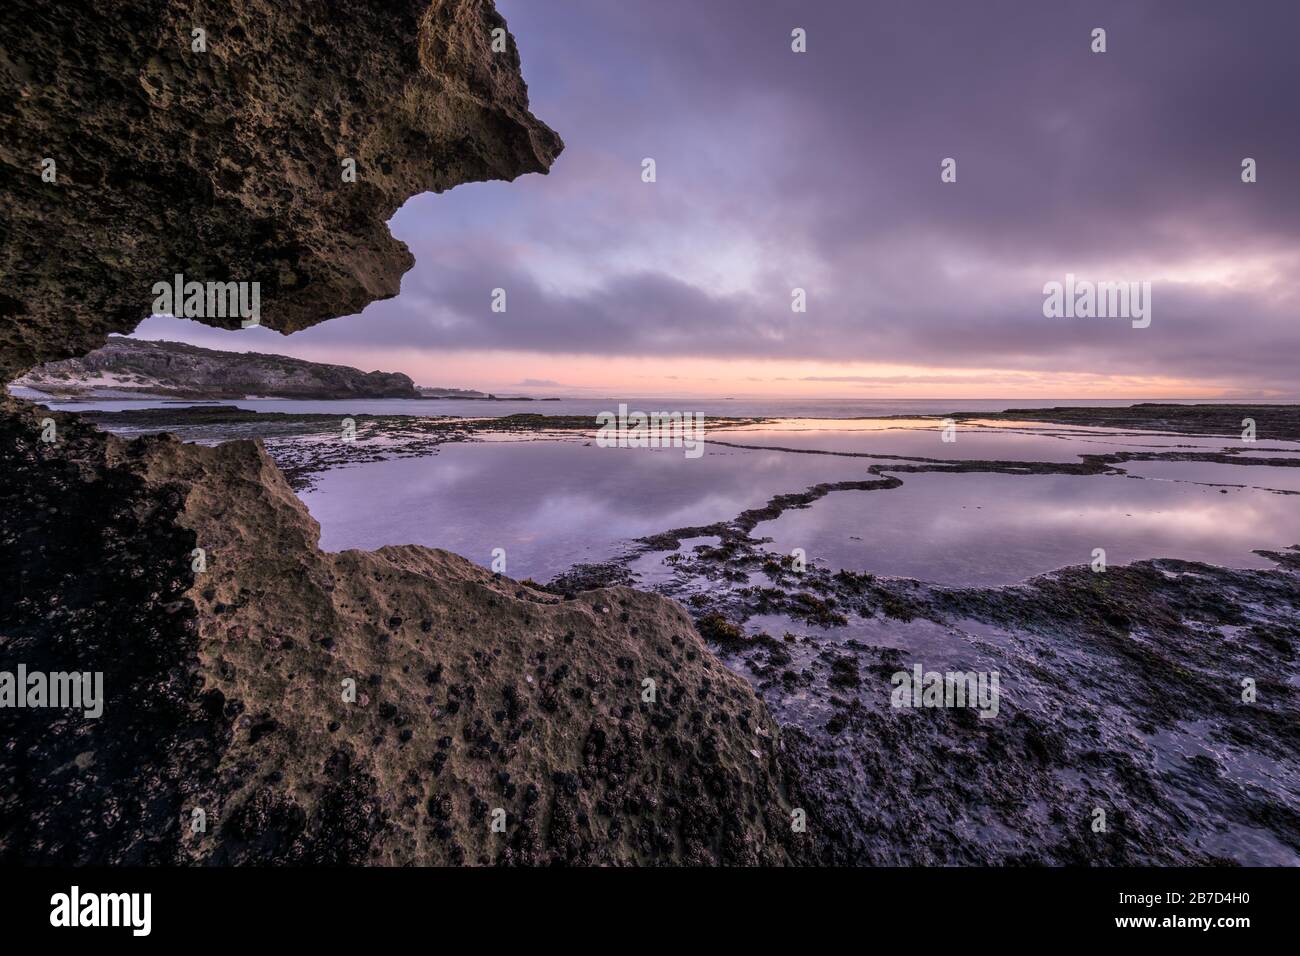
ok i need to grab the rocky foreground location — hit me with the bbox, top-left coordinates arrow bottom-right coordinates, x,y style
20,397 -> 1300,864
2,396 -> 824,864
0,0 -> 833,865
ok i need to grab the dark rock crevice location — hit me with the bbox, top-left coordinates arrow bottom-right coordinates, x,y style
0,398 -> 227,864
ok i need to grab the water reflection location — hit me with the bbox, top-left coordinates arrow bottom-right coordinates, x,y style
301,422 -> 1300,585
757,470 -> 1300,586
302,439 -> 874,580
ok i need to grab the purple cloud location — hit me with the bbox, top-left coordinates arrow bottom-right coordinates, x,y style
134,0 -> 1300,395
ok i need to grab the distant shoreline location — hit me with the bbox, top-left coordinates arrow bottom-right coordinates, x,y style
8,384 -> 561,403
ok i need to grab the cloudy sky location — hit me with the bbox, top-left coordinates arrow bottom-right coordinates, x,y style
133,0 -> 1300,399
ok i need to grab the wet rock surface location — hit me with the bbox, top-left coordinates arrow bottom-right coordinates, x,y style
609,438 -> 1300,864
961,403 -> 1300,442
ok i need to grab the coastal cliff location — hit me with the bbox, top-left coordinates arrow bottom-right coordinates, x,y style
15,337 -> 422,400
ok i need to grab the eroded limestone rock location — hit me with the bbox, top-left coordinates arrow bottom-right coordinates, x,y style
0,2 -> 826,865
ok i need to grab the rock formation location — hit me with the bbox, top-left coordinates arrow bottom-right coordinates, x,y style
0,0 -> 561,378
17,337 -> 422,400
0,1 -> 825,864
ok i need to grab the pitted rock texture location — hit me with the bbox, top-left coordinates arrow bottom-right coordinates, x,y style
0,397 -> 822,864
147,429 -> 817,865
0,0 -> 561,380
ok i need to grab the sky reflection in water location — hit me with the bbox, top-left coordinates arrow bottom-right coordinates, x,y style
302,421 -> 1300,584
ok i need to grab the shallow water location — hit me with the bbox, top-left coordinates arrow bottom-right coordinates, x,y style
15,387 -> 1268,421
1118,459 -> 1300,494
297,419 -> 1300,586
712,418 -> 1287,461
755,471 -> 1300,586
302,438 -> 877,580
